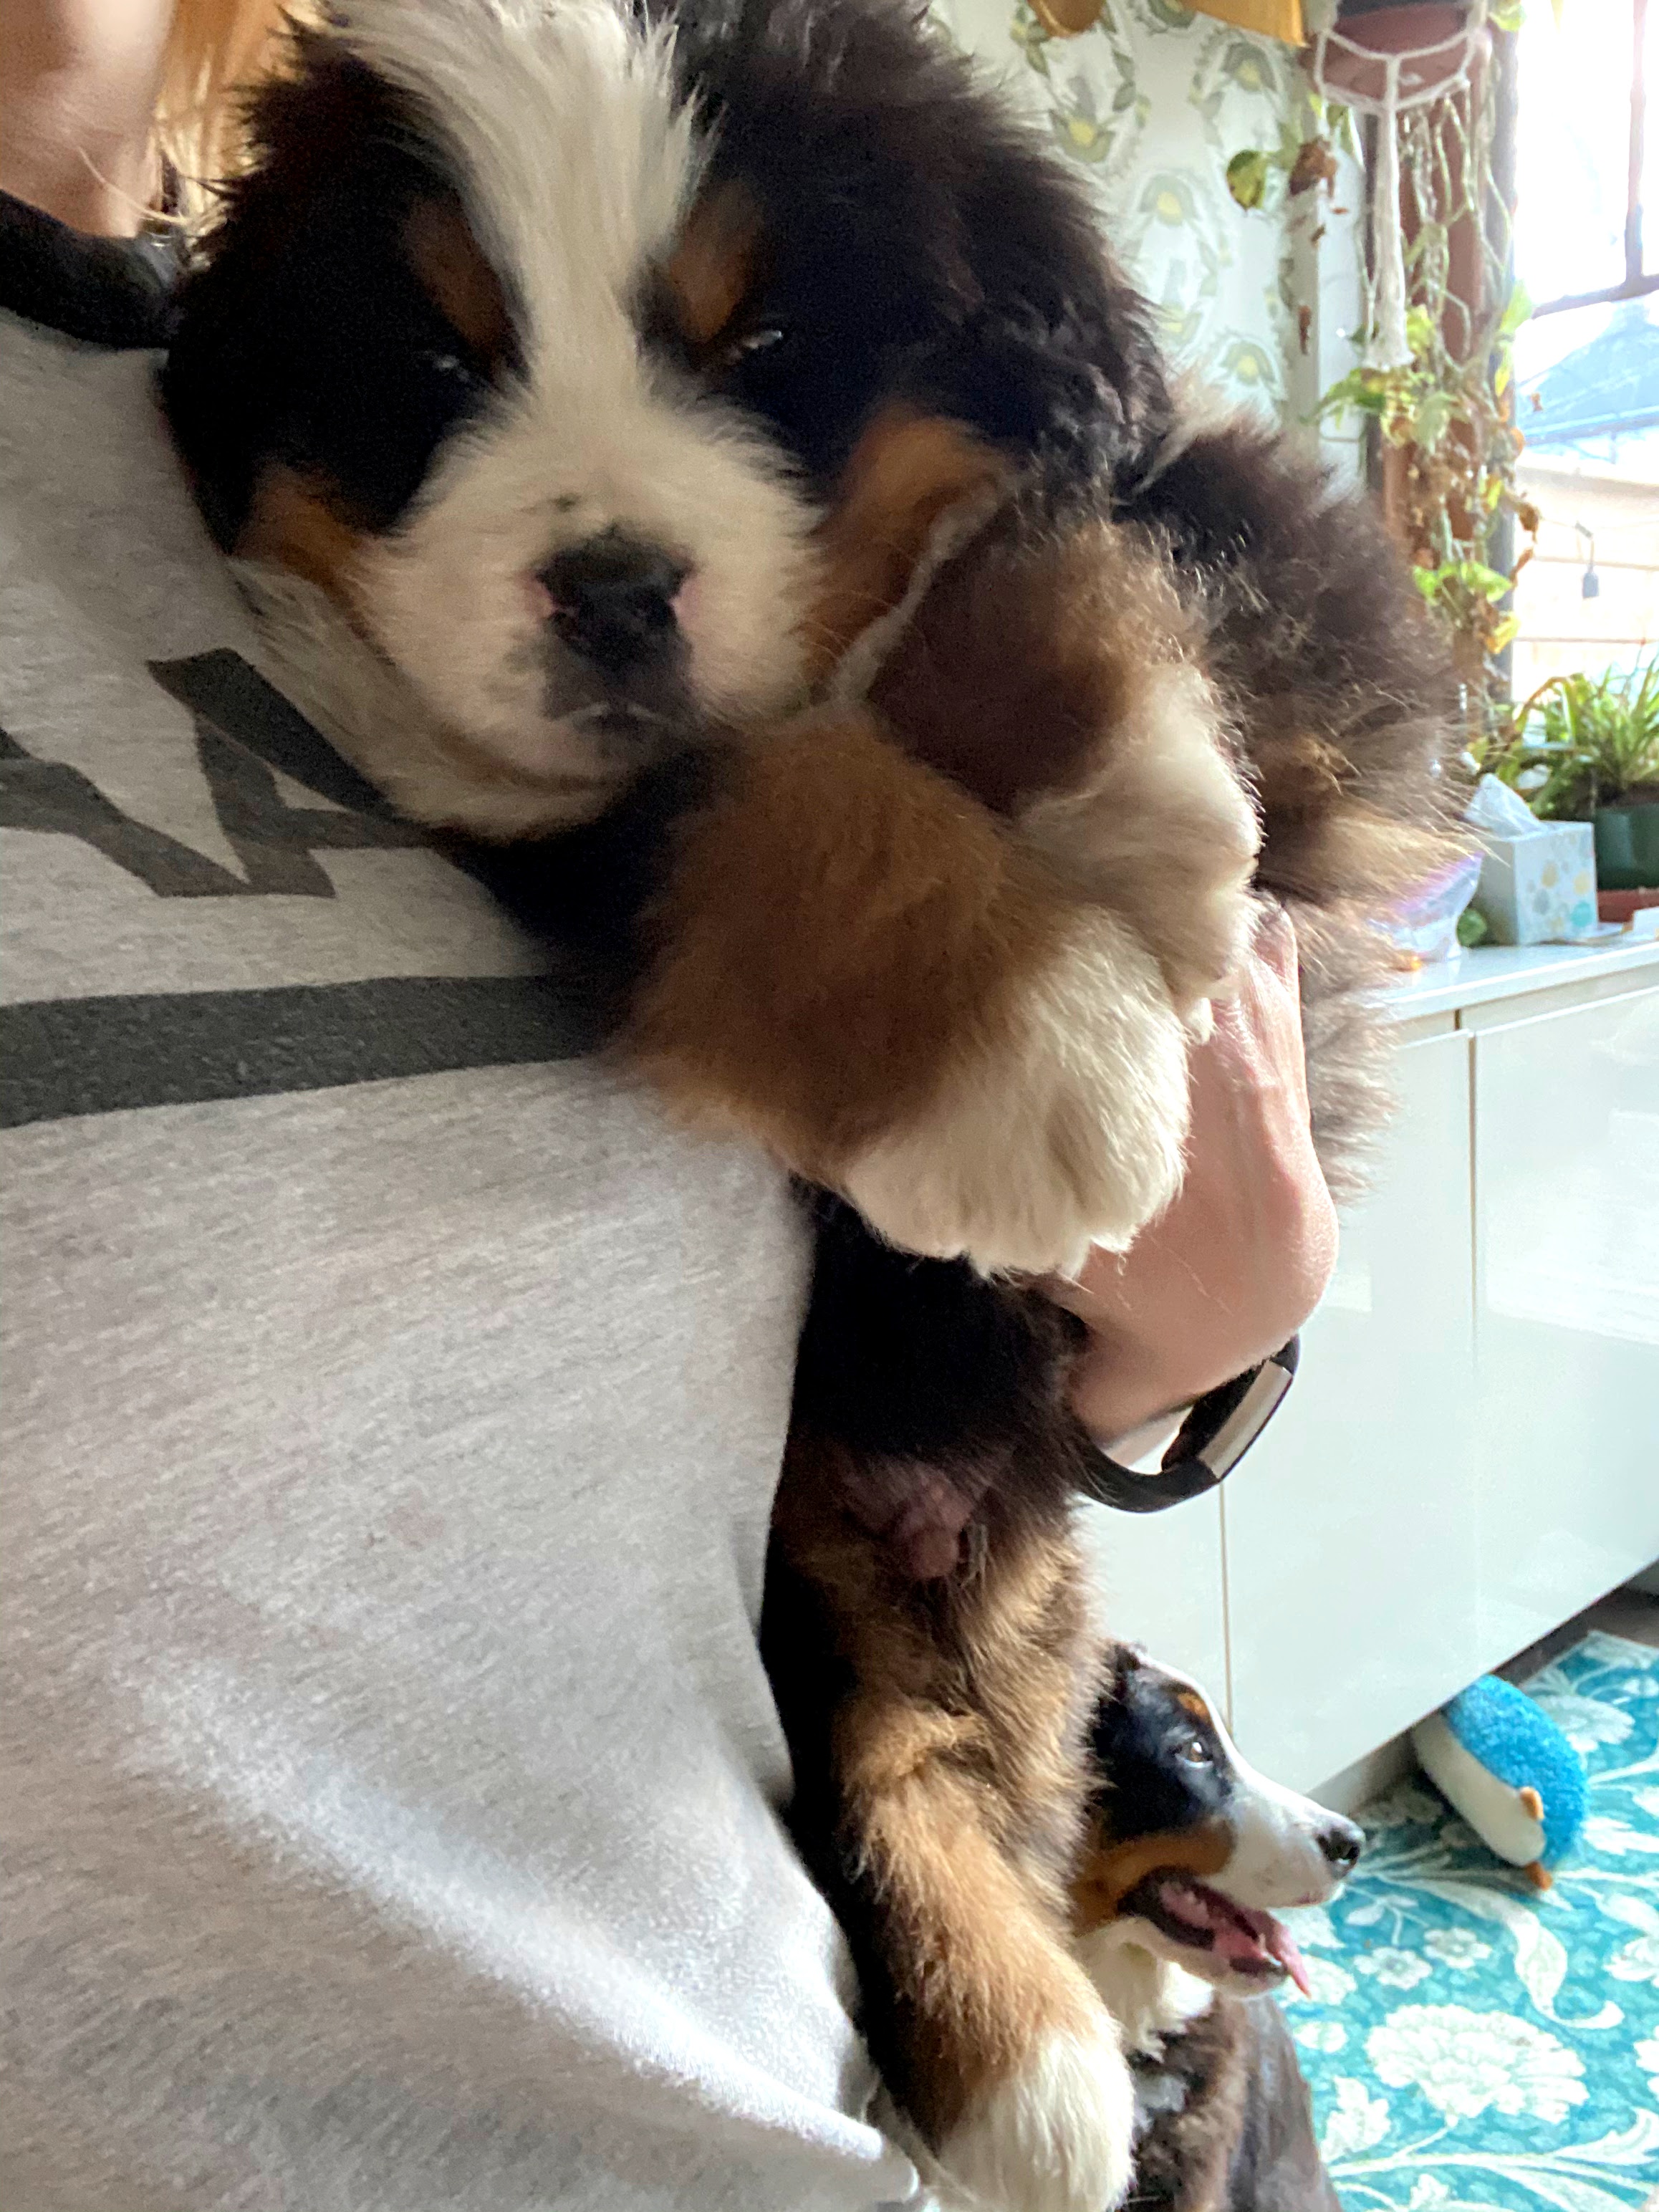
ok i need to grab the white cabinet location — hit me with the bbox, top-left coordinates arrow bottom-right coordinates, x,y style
1225,1021 -> 1481,1792
1092,944 -> 1659,1794
1470,986 -> 1659,1663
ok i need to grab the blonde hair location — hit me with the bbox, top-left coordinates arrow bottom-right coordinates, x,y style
152,0 -> 315,216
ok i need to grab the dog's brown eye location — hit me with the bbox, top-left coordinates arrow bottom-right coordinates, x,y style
1177,1734 -> 1212,1766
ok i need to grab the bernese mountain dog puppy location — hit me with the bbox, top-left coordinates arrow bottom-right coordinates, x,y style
1076,1646 -> 1361,2212
163,2 -> 1458,2204
163,0 -> 1266,1281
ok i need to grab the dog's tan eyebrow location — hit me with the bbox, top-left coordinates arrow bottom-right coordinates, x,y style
403,196 -> 512,362
1071,1820 -> 1232,1933
663,181 -> 765,347
1175,1688 -> 1212,1725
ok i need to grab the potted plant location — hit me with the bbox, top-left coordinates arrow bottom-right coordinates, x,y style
1487,659 -> 1659,891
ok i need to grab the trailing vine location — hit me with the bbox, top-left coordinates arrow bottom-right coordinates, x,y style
1314,281 -> 1538,704
1228,13 -> 1536,727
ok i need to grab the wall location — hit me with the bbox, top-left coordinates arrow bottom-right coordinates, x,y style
1511,455 -> 1659,696
931,0 -> 1364,458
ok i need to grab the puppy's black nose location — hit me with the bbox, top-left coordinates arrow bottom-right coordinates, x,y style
538,532 -> 687,677
1318,1817 -> 1364,1874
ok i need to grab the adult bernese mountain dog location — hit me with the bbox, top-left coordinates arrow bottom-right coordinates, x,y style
163,2 -> 1457,2204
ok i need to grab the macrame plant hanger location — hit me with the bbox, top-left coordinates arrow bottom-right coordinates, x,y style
1309,4 -> 1492,371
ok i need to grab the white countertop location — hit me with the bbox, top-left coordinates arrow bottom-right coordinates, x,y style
1381,932 -> 1659,1020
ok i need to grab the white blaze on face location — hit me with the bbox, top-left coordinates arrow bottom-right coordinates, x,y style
1160,1662 -> 1346,1912
334,0 -> 818,811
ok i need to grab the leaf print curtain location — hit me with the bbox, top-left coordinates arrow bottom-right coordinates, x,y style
934,0 -> 1365,435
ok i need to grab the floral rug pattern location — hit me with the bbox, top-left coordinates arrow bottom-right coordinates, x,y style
1277,1632 -> 1659,2211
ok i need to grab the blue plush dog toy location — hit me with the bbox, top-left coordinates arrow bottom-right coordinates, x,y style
1411,1675 -> 1587,1890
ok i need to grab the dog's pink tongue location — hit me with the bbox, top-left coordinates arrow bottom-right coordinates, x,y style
1156,1882 -> 1312,1994
1266,1919 -> 1312,1996
1189,1893 -> 1313,1995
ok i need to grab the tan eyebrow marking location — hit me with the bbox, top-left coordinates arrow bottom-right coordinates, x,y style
663,181 -> 766,348
403,196 -> 511,364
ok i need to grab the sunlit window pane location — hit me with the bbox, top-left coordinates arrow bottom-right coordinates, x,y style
1514,2 -> 1635,306
1642,0 -> 1657,279
1511,8 -> 1658,698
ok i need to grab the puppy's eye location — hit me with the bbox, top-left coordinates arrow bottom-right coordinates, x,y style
717,324 -> 786,368
1176,1735 -> 1213,1767
421,348 -> 483,390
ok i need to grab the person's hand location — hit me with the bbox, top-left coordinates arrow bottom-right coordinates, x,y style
1047,904 -> 1338,1447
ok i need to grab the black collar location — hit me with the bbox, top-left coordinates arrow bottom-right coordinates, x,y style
0,188 -> 184,349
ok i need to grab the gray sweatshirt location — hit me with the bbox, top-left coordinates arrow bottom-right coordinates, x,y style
0,204 -> 915,2212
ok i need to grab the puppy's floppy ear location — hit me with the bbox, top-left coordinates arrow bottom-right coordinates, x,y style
936,297 -> 1171,492
1086,1641 -> 1142,1778
919,132 -> 1171,490
164,33 -> 394,547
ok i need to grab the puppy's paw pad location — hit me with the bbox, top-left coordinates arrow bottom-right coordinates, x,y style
841,907 -> 1188,1275
937,2020 -> 1136,2212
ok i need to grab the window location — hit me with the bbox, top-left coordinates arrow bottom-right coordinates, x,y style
1519,0 -> 1653,319
1510,0 -> 1658,695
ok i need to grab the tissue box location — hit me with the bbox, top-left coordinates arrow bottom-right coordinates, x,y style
1473,822 -> 1598,944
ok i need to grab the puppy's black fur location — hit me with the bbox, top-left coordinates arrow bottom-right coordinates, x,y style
165,52 -> 514,551
660,0 -> 1170,495
1128,427 -> 1459,1188
1088,1651 -> 1240,1847
1124,1996 -> 1341,2212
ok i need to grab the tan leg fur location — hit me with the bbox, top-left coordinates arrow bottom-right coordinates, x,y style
771,1458 -> 1135,2212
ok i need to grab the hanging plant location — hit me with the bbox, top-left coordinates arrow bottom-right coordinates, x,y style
1302,6 -> 1537,718
1316,282 -> 1539,687
1224,85 -> 1352,214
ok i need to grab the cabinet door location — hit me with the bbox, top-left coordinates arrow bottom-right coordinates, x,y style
1225,1027 -> 1479,1792
1471,985 -> 1659,1660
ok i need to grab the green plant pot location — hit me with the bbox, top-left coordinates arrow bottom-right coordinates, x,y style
1593,802 -> 1659,892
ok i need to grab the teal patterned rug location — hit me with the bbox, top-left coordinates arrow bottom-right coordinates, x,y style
1276,1631 -> 1659,2212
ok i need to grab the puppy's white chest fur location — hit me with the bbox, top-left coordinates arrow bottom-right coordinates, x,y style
1078,1930 -> 1217,2060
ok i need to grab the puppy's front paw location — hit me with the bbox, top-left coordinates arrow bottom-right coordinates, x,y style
936,2014 -> 1136,2212
1020,658 -> 1259,1020
842,904 -> 1188,1275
